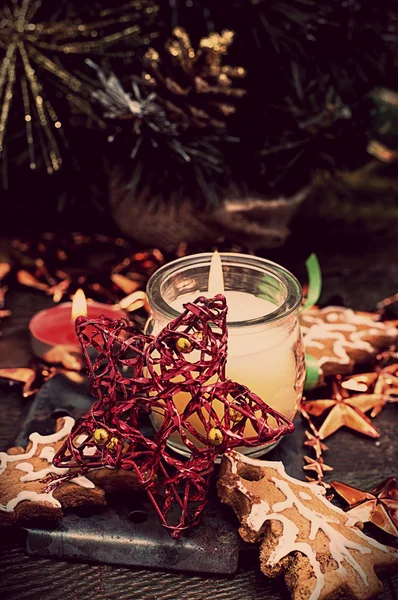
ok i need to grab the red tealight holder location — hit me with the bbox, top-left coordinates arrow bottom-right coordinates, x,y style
29,289 -> 125,360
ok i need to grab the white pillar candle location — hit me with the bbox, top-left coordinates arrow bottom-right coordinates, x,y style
170,291 -> 300,417
147,252 -> 305,456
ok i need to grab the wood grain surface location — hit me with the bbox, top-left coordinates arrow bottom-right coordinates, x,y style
1,236 -> 398,600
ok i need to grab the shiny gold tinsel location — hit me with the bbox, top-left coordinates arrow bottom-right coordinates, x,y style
0,0 -> 159,174
143,27 -> 246,129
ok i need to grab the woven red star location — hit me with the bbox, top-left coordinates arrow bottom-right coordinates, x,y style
51,295 -> 294,537
331,478 -> 398,537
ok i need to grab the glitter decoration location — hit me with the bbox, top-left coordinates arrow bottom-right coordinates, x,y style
51,294 -> 294,538
303,377 -> 382,440
0,0 -> 159,174
342,364 -> 398,418
300,405 -> 332,490
304,427 -> 329,460
11,233 -> 164,328
303,455 -> 333,480
300,357 -> 398,489
331,477 -> 398,537
0,366 -> 51,397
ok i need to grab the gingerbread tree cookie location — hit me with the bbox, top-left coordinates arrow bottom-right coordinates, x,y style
0,417 -> 139,526
299,306 -> 398,377
218,450 -> 398,600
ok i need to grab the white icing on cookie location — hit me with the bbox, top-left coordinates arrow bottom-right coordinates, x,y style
14,462 -> 32,473
0,491 -> 61,512
15,462 -> 68,482
271,477 -> 370,586
237,489 -> 324,600
0,417 -> 95,514
227,452 -> 363,527
299,491 -> 312,501
228,451 -> 326,493
39,446 -> 56,462
14,461 -> 95,489
350,524 -> 398,556
266,513 -> 324,600
300,307 -> 398,367
326,313 -> 338,322
245,499 -> 269,531
70,476 -> 95,489
83,446 -> 97,457
304,327 -> 372,366
73,434 -> 97,457
75,434 -> 89,446
225,451 -> 398,600
0,417 -> 75,476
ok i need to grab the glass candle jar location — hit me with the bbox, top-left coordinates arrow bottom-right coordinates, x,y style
145,252 -> 305,456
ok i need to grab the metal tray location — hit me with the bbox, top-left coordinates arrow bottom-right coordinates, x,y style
15,373 -> 305,575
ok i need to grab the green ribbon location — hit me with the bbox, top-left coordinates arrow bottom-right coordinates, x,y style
258,253 -> 322,389
304,353 -> 321,390
259,253 -> 322,309
300,253 -> 322,312
258,276 -> 278,301
301,254 -> 322,389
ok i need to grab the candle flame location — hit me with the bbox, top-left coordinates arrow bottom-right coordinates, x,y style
71,288 -> 87,321
208,250 -> 224,295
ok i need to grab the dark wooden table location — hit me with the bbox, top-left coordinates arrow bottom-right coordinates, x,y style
1,233 -> 398,600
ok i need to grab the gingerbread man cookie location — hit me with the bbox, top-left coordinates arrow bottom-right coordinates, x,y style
299,306 -> 398,377
0,417 -> 139,525
218,450 -> 398,600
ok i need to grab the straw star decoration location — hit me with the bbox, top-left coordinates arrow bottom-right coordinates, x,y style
341,372 -> 379,394
299,406 -> 332,488
303,456 -> 333,480
342,365 -> 398,417
331,477 -> 398,537
304,430 -> 329,459
303,378 -> 382,439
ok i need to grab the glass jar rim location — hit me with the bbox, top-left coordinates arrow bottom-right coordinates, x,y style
146,252 -> 302,328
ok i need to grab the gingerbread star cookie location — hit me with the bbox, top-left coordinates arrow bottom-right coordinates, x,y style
218,450 -> 398,600
299,306 -> 398,377
0,417 -> 139,525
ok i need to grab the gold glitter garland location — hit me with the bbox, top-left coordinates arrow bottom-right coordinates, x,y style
0,0 -> 159,174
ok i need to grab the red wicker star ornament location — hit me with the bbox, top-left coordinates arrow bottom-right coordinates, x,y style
51,295 -> 294,537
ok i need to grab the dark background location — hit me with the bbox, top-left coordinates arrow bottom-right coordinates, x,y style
1,0 -> 398,246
